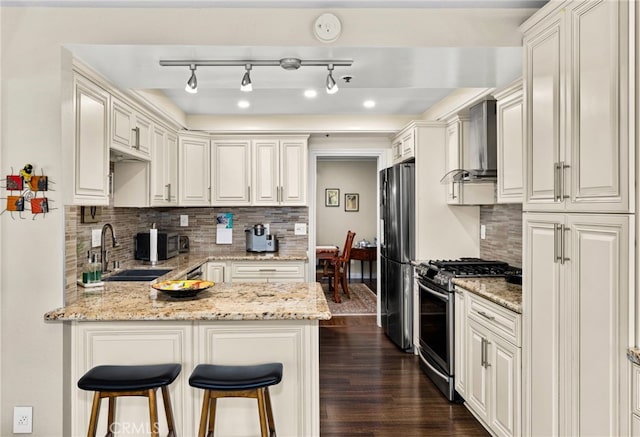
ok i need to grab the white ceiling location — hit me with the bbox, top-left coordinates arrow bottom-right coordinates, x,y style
54,0 -> 544,116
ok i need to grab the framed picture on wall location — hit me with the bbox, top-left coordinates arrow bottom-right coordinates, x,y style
345,193 -> 359,212
325,188 -> 340,207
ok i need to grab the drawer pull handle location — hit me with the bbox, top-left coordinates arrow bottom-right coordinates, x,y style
478,311 -> 495,321
258,268 -> 277,272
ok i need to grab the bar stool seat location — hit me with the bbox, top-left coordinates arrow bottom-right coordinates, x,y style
78,363 -> 181,437
189,363 -> 283,437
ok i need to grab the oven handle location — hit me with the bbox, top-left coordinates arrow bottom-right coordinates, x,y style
417,281 -> 450,302
419,351 -> 450,381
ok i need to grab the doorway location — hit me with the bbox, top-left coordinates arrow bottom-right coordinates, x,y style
308,141 -> 387,324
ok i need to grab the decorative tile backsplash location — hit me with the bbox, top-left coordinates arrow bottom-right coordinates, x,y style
479,203 -> 522,268
65,205 -> 309,303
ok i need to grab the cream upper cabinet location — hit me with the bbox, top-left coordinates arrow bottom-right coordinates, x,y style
178,133 -> 210,206
211,138 -> 252,206
523,0 -> 631,212
151,126 -> 178,206
110,97 -> 151,161
72,73 -> 110,205
494,80 -> 524,203
391,127 -> 415,164
523,212 -> 630,436
444,117 -> 465,204
252,136 -> 308,206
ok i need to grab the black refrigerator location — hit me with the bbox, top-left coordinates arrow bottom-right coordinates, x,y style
380,162 -> 415,352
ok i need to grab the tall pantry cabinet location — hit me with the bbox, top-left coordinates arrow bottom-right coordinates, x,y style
521,1 -> 634,436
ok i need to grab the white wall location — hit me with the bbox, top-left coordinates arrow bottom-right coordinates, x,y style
0,5 -> 531,434
316,159 -> 377,252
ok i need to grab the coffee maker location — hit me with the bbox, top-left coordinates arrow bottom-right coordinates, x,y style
245,224 -> 278,253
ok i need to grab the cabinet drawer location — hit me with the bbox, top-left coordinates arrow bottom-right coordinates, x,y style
467,292 -> 521,346
230,261 -> 305,281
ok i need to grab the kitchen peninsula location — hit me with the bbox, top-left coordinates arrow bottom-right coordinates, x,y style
45,261 -> 330,437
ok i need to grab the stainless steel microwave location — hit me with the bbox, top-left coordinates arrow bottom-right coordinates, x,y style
134,232 -> 179,261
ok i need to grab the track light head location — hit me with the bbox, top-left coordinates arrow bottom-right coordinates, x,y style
240,64 -> 253,92
185,64 -> 198,94
326,64 -> 338,95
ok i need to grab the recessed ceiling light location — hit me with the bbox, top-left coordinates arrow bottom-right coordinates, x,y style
363,100 -> 376,109
304,89 -> 318,98
238,100 -> 250,109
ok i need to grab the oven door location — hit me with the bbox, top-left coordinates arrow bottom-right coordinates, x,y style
417,278 -> 454,376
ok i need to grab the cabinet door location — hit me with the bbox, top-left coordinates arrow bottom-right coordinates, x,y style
211,139 -> 251,205
166,133 -> 178,205
111,98 -> 134,150
73,74 -> 110,205
178,134 -> 210,206
280,139 -> 307,205
252,139 -> 279,205
134,112 -> 152,157
466,319 -> 490,424
523,14 -> 565,211
401,130 -> 415,159
566,0 -> 630,212
523,213 -> 564,437
565,214 -> 630,436
489,334 -> 521,437
454,288 -> 466,398
496,87 -> 524,203
205,262 -> 226,283
150,126 -> 169,206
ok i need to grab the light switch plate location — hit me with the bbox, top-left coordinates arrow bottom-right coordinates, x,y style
480,224 -> 486,240
91,229 -> 101,247
264,224 -> 270,235
294,223 -> 307,235
180,215 -> 189,227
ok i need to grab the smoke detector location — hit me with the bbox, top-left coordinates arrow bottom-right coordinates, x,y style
314,13 -> 342,43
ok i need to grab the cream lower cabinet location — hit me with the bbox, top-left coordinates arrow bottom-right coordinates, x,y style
229,261 -> 306,283
465,293 -> 521,437
454,287 -> 466,398
632,364 -> 640,436
69,320 -> 320,437
523,212 -> 631,436
205,262 -> 226,283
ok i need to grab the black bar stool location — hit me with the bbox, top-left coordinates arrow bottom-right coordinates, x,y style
189,363 -> 283,437
77,363 -> 181,437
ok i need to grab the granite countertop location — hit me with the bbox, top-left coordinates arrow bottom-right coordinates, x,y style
452,277 -> 522,314
45,281 -> 331,321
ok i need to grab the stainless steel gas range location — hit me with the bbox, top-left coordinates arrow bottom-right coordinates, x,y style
415,258 -> 520,401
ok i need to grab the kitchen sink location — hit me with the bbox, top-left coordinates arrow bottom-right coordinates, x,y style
103,269 -> 172,282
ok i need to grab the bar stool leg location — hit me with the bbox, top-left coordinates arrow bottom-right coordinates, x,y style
160,386 -> 176,437
148,389 -> 159,437
87,392 -> 102,437
256,388 -> 269,437
197,390 -> 211,437
106,396 -> 116,437
207,395 -> 217,437
264,387 -> 276,436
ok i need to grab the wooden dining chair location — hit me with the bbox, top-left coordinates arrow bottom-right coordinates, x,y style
327,231 -> 356,303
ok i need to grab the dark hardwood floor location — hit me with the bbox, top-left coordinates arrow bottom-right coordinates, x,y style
319,316 -> 489,436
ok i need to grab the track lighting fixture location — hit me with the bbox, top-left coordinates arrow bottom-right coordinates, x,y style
160,58 -> 352,95
326,64 -> 338,95
185,64 -> 198,94
240,64 -> 253,92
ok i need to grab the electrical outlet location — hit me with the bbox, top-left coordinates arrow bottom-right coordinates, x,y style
180,215 -> 189,227
294,223 -> 307,235
91,229 -> 101,247
480,224 -> 486,240
13,406 -> 32,434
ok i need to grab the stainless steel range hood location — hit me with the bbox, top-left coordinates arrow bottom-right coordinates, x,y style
441,99 -> 497,184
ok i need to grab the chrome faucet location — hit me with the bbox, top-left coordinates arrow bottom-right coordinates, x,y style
101,223 -> 120,273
